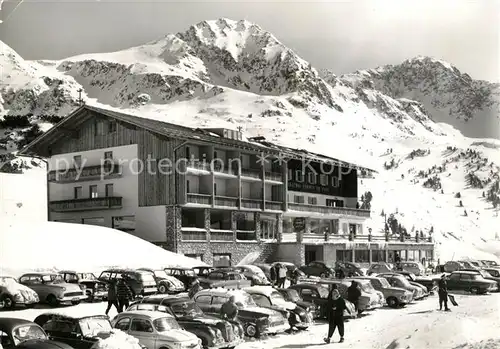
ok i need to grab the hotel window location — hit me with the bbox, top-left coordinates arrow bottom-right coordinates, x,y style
331,176 -> 340,188
185,146 -> 190,160
89,185 -> 98,198
104,151 -> 113,160
73,155 -> 82,167
294,195 -> 305,204
107,120 -> 117,133
105,184 -> 114,197
186,180 -> 190,193
308,197 -> 317,205
319,174 -> 328,186
213,253 -> 231,267
307,172 -> 316,184
295,170 -> 304,182
74,186 -> 82,199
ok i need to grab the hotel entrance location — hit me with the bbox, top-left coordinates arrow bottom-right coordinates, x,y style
305,245 -> 324,264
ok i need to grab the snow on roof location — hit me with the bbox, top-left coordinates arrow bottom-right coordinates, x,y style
0,221 -> 207,277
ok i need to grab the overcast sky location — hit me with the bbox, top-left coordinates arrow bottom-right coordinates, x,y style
1,0 -> 499,81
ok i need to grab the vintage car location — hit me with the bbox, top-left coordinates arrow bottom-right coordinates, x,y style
253,264 -> 272,281
440,271 -> 498,294
366,263 -> 393,276
385,272 -> 430,296
235,266 -> 270,286
377,273 -> 426,300
276,288 -> 320,319
287,284 -> 356,319
194,288 -> 288,338
353,276 -> 413,308
59,271 -> 108,302
445,270 -> 500,292
127,295 -> 243,349
399,262 -> 425,276
193,267 -> 215,278
333,262 -> 365,278
112,310 -> 202,349
344,279 -> 385,307
0,276 -> 39,310
164,268 -> 197,290
298,261 -> 335,278
484,268 -> 500,279
18,273 -> 87,307
481,260 -> 499,267
198,270 -> 251,289
457,261 -> 480,270
0,318 -> 74,349
34,313 -> 144,349
136,269 -> 185,294
443,261 -> 466,273
98,269 -> 158,296
244,286 -> 312,330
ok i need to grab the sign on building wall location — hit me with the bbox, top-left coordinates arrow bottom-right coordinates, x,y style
293,217 -> 305,232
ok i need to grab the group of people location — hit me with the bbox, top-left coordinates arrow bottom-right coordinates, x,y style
104,275 -> 136,315
269,263 -> 301,287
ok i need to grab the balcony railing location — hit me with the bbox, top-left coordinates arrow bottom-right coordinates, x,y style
48,163 -> 122,183
236,230 -> 257,241
211,230 -> 234,241
214,196 -> 238,207
186,160 -> 210,172
241,168 -> 261,179
264,171 -> 283,182
186,193 -> 211,205
49,196 -> 122,212
241,198 -> 262,209
181,228 -> 207,241
265,201 -> 283,211
288,203 -> 371,217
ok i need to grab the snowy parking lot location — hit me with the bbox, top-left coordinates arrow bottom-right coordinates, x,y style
1,292 -> 499,349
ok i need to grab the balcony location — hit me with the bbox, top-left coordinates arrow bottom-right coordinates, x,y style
48,163 -> 122,183
264,171 -> 283,182
288,203 -> 371,218
265,201 -> 283,211
214,196 -> 238,208
241,168 -> 261,180
186,160 -> 210,173
49,196 -> 122,212
241,198 -> 262,209
186,193 -> 211,205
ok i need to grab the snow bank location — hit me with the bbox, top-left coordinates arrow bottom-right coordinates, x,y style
92,330 -> 142,349
0,221 -> 207,277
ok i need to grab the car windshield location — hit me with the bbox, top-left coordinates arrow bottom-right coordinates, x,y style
79,317 -> 112,337
138,273 -> 156,283
284,289 -> 301,302
184,270 -> 196,276
153,317 -> 181,332
358,282 -> 374,293
378,278 -> 391,288
12,325 -> 47,345
0,276 -> 17,286
170,301 -> 204,317
397,277 -> 411,287
234,293 -> 257,307
42,274 -> 64,283
316,286 -> 329,298
472,274 -> 484,280
64,274 -> 78,282
270,291 -> 287,304
478,270 -> 492,278
79,273 -> 97,280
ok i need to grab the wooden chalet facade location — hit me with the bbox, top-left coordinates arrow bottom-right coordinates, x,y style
20,105 -> 434,266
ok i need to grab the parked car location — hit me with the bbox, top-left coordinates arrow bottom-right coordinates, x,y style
198,270 -> 251,289
98,269 -> 158,296
193,288 -> 288,338
334,262 -> 365,278
193,267 -> 215,278
128,295 -> 244,349
0,318 -> 73,349
481,260 -> 499,267
484,268 -> 500,278
366,263 -> 393,276
59,271 -> 108,302
18,273 -> 87,307
34,313 -> 144,349
136,269 -> 185,294
235,266 -> 270,286
288,283 -> 356,319
276,288 -> 321,319
112,310 -> 202,349
443,261 -> 464,273
457,269 -> 500,291
457,261 -> 480,270
386,272 -> 430,297
244,286 -> 312,330
440,271 -> 498,294
377,273 -> 425,300
164,268 -> 197,290
0,276 -> 39,310
252,264 -> 272,281
344,278 -> 385,307
299,261 -> 335,278
353,276 -> 413,308
399,262 -> 425,276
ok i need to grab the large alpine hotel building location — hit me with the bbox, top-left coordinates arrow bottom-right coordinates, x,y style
21,105 -> 434,267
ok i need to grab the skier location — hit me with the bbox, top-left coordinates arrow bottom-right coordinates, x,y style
438,274 -> 450,311
324,289 -> 350,344
347,281 -> 362,313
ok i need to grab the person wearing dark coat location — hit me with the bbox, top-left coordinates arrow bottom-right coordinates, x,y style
347,281 -> 362,313
324,289 -> 350,344
104,279 -> 119,315
220,296 -> 238,320
116,277 -> 135,312
188,279 -> 203,299
270,265 -> 278,286
438,274 -> 450,311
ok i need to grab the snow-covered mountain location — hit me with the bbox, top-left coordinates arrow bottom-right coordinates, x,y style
1,18 -> 499,262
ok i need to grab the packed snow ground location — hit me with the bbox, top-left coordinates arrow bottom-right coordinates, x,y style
1,292 -> 499,349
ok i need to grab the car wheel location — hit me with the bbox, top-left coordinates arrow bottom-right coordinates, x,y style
470,287 -> 479,294
1,295 -> 14,309
386,297 -> 399,308
319,273 -> 326,278
158,284 -> 168,294
245,323 -> 258,338
47,295 -> 59,307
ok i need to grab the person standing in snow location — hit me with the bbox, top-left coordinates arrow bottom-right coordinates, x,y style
188,279 -> 203,299
220,295 -> 239,321
104,279 -> 119,315
438,274 -> 450,311
347,281 -> 362,314
324,289 -> 350,344
270,264 -> 278,286
117,276 -> 135,312
277,264 -> 287,288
